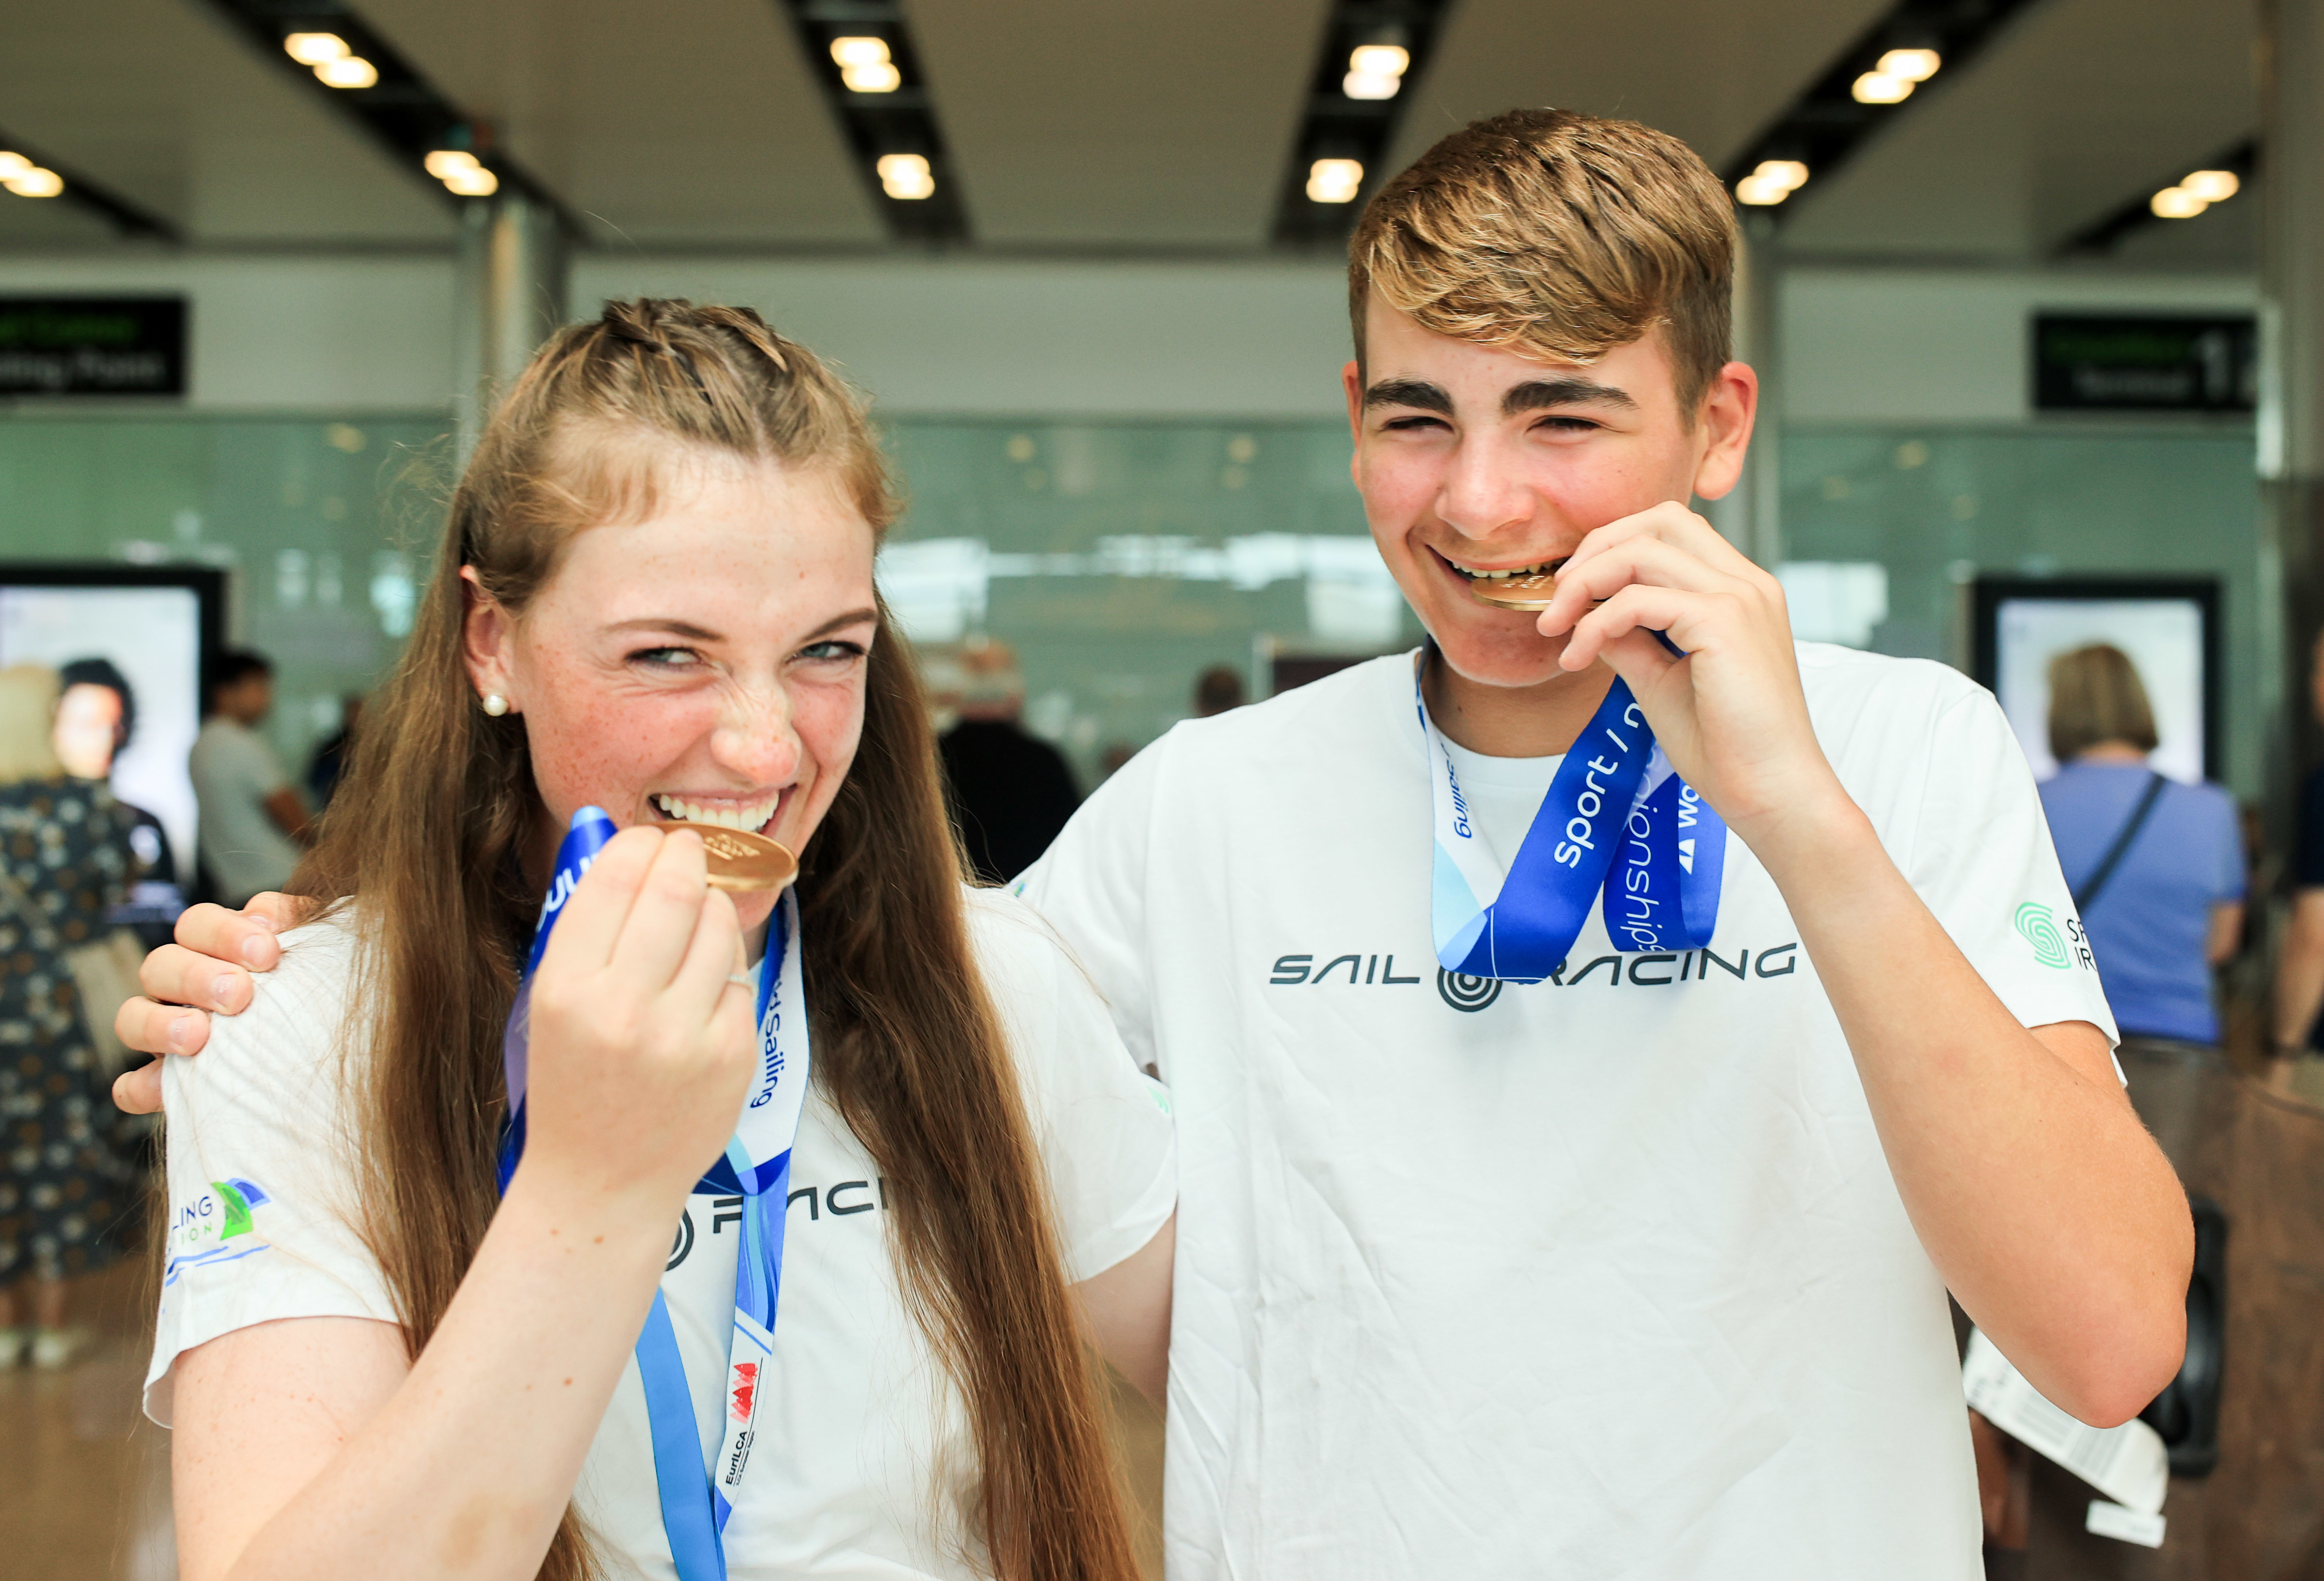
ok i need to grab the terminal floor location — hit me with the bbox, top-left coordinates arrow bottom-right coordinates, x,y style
0,1251 -> 1167,1581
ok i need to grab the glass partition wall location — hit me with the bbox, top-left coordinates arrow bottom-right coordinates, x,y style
0,411 -> 2261,797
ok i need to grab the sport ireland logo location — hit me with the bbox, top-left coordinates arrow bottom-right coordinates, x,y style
2013,902 -> 2072,970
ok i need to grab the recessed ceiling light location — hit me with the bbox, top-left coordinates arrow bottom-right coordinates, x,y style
1307,158 -> 1364,204
1851,70 -> 1913,104
1752,160 -> 1809,191
1877,48 -> 1941,82
877,153 -> 934,200
443,166 -> 499,196
284,32 -> 349,65
842,61 -> 901,92
2,167 -> 64,199
2181,170 -> 2239,203
1735,173 -> 1793,206
2150,187 -> 2208,219
1349,44 -> 1409,77
424,150 -> 479,180
1343,69 -> 1400,100
0,152 -> 29,181
315,55 -> 378,89
831,36 -> 890,68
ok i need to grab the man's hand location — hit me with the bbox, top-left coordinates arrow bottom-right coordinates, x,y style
1536,501 -> 1846,849
111,893 -> 311,1115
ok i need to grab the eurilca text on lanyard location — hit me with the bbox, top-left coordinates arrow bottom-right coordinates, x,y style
1418,646 -> 1728,982
497,806 -> 810,1581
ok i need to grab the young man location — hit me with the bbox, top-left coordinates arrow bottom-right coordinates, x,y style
120,110 -> 2187,1576
187,649 -> 309,906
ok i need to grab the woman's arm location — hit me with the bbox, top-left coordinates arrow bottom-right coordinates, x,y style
2206,900 -> 2243,968
168,826 -> 755,1581
1075,1212 -> 1173,1404
173,1177 -> 672,1581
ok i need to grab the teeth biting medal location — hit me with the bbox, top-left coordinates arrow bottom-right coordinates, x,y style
675,824 -> 799,893
1463,556 -> 1565,611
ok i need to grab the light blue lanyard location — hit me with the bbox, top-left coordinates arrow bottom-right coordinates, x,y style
1418,650 -> 1727,981
498,808 -> 807,1581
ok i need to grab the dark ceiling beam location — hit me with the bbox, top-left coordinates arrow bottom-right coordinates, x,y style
1271,0 -> 1454,249
195,0 -> 585,238
2057,138 -> 2256,257
1721,0 -> 2044,219
775,0 -> 969,245
0,124 -> 179,242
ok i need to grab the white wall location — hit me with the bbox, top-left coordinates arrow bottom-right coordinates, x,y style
1780,266 -> 2257,427
0,254 -> 456,412
571,256 -> 1354,418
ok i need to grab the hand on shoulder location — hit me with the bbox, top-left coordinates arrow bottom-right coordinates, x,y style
111,893 -> 310,1116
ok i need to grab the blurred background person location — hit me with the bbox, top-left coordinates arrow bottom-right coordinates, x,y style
1193,663 -> 1247,718
0,664 -> 142,1369
937,639 -> 1081,884
2275,631 -> 2324,1082
304,693 -> 364,812
2039,643 -> 2243,1048
189,649 -> 308,907
56,656 -> 183,945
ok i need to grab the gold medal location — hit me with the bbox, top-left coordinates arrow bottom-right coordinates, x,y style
1468,571 -> 1559,611
675,824 -> 800,893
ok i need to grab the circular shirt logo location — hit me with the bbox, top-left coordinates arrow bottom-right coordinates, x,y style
1437,968 -> 1502,1012
2013,902 -> 2072,970
667,1207 -> 696,1271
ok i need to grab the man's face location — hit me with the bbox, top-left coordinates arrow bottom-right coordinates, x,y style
1345,299 -> 1754,691
221,674 -> 273,726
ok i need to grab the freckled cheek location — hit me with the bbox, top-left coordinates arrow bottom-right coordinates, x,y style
787,683 -> 865,811
520,681 -> 719,827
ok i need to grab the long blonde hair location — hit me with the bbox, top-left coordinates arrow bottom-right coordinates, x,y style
295,299 -> 1140,1581
0,664 -> 63,787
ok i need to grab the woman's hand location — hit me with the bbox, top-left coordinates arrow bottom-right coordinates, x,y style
111,893 -> 308,1115
515,825 -> 757,1217
1535,501 -> 1852,853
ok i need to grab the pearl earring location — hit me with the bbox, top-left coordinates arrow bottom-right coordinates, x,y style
482,694 -> 510,717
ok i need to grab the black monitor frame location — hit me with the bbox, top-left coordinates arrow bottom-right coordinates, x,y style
1969,573 -> 2223,781
0,561 -> 227,704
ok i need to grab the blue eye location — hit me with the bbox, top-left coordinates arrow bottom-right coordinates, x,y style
632,647 -> 700,669
800,640 -> 866,663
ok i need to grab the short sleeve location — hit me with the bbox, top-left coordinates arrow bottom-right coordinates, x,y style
147,919 -> 399,1425
1891,684 -> 2119,1045
965,888 -> 1175,1283
1009,741 -> 1165,1078
2206,788 -> 2246,904
2299,770 -> 2324,890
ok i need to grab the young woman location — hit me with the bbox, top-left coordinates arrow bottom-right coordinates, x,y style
139,299 -> 1174,1581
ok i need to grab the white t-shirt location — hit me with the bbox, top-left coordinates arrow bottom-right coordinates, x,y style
1014,644 -> 2117,1581
188,716 -> 301,905
147,886 -> 1177,1581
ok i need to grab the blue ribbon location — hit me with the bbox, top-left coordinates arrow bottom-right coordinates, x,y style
496,807 -> 799,1581
1421,656 -> 1727,982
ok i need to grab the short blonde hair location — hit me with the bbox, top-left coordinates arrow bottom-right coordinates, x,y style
2048,644 -> 2158,761
1349,108 -> 1738,413
0,664 -> 63,787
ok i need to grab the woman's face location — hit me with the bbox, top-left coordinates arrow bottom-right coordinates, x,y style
464,451 -> 880,938
54,683 -> 123,779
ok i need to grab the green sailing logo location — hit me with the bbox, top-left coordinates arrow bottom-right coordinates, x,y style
212,1177 -> 272,1240
2013,902 -> 2072,970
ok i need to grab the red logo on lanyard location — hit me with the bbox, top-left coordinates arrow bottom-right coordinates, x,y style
729,1361 -> 759,1423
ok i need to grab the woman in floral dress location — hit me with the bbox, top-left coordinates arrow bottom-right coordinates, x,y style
0,664 -> 140,1368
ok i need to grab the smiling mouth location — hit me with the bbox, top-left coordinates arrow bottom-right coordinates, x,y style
1434,548 -> 1570,584
649,792 -> 782,834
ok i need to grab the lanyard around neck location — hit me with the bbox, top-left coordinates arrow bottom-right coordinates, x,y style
1416,650 -> 1726,981
497,808 -> 811,1581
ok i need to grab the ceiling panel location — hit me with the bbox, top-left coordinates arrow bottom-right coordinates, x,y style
0,0 -> 454,246
909,0 -> 1333,248
1384,0 -> 1894,179
358,0 -> 883,247
0,189 -> 124,248
1780,0 -> 2256,262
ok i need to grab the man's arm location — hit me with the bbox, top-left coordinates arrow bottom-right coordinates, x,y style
1546,505 -> 2191,1427
2274,889 -> 2324,1059
2207,900 -> 2244,968
263,785 -> 312,845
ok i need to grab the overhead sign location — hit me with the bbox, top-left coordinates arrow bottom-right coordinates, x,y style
2032,313 -> 2255,414
0,296 -> 187,397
